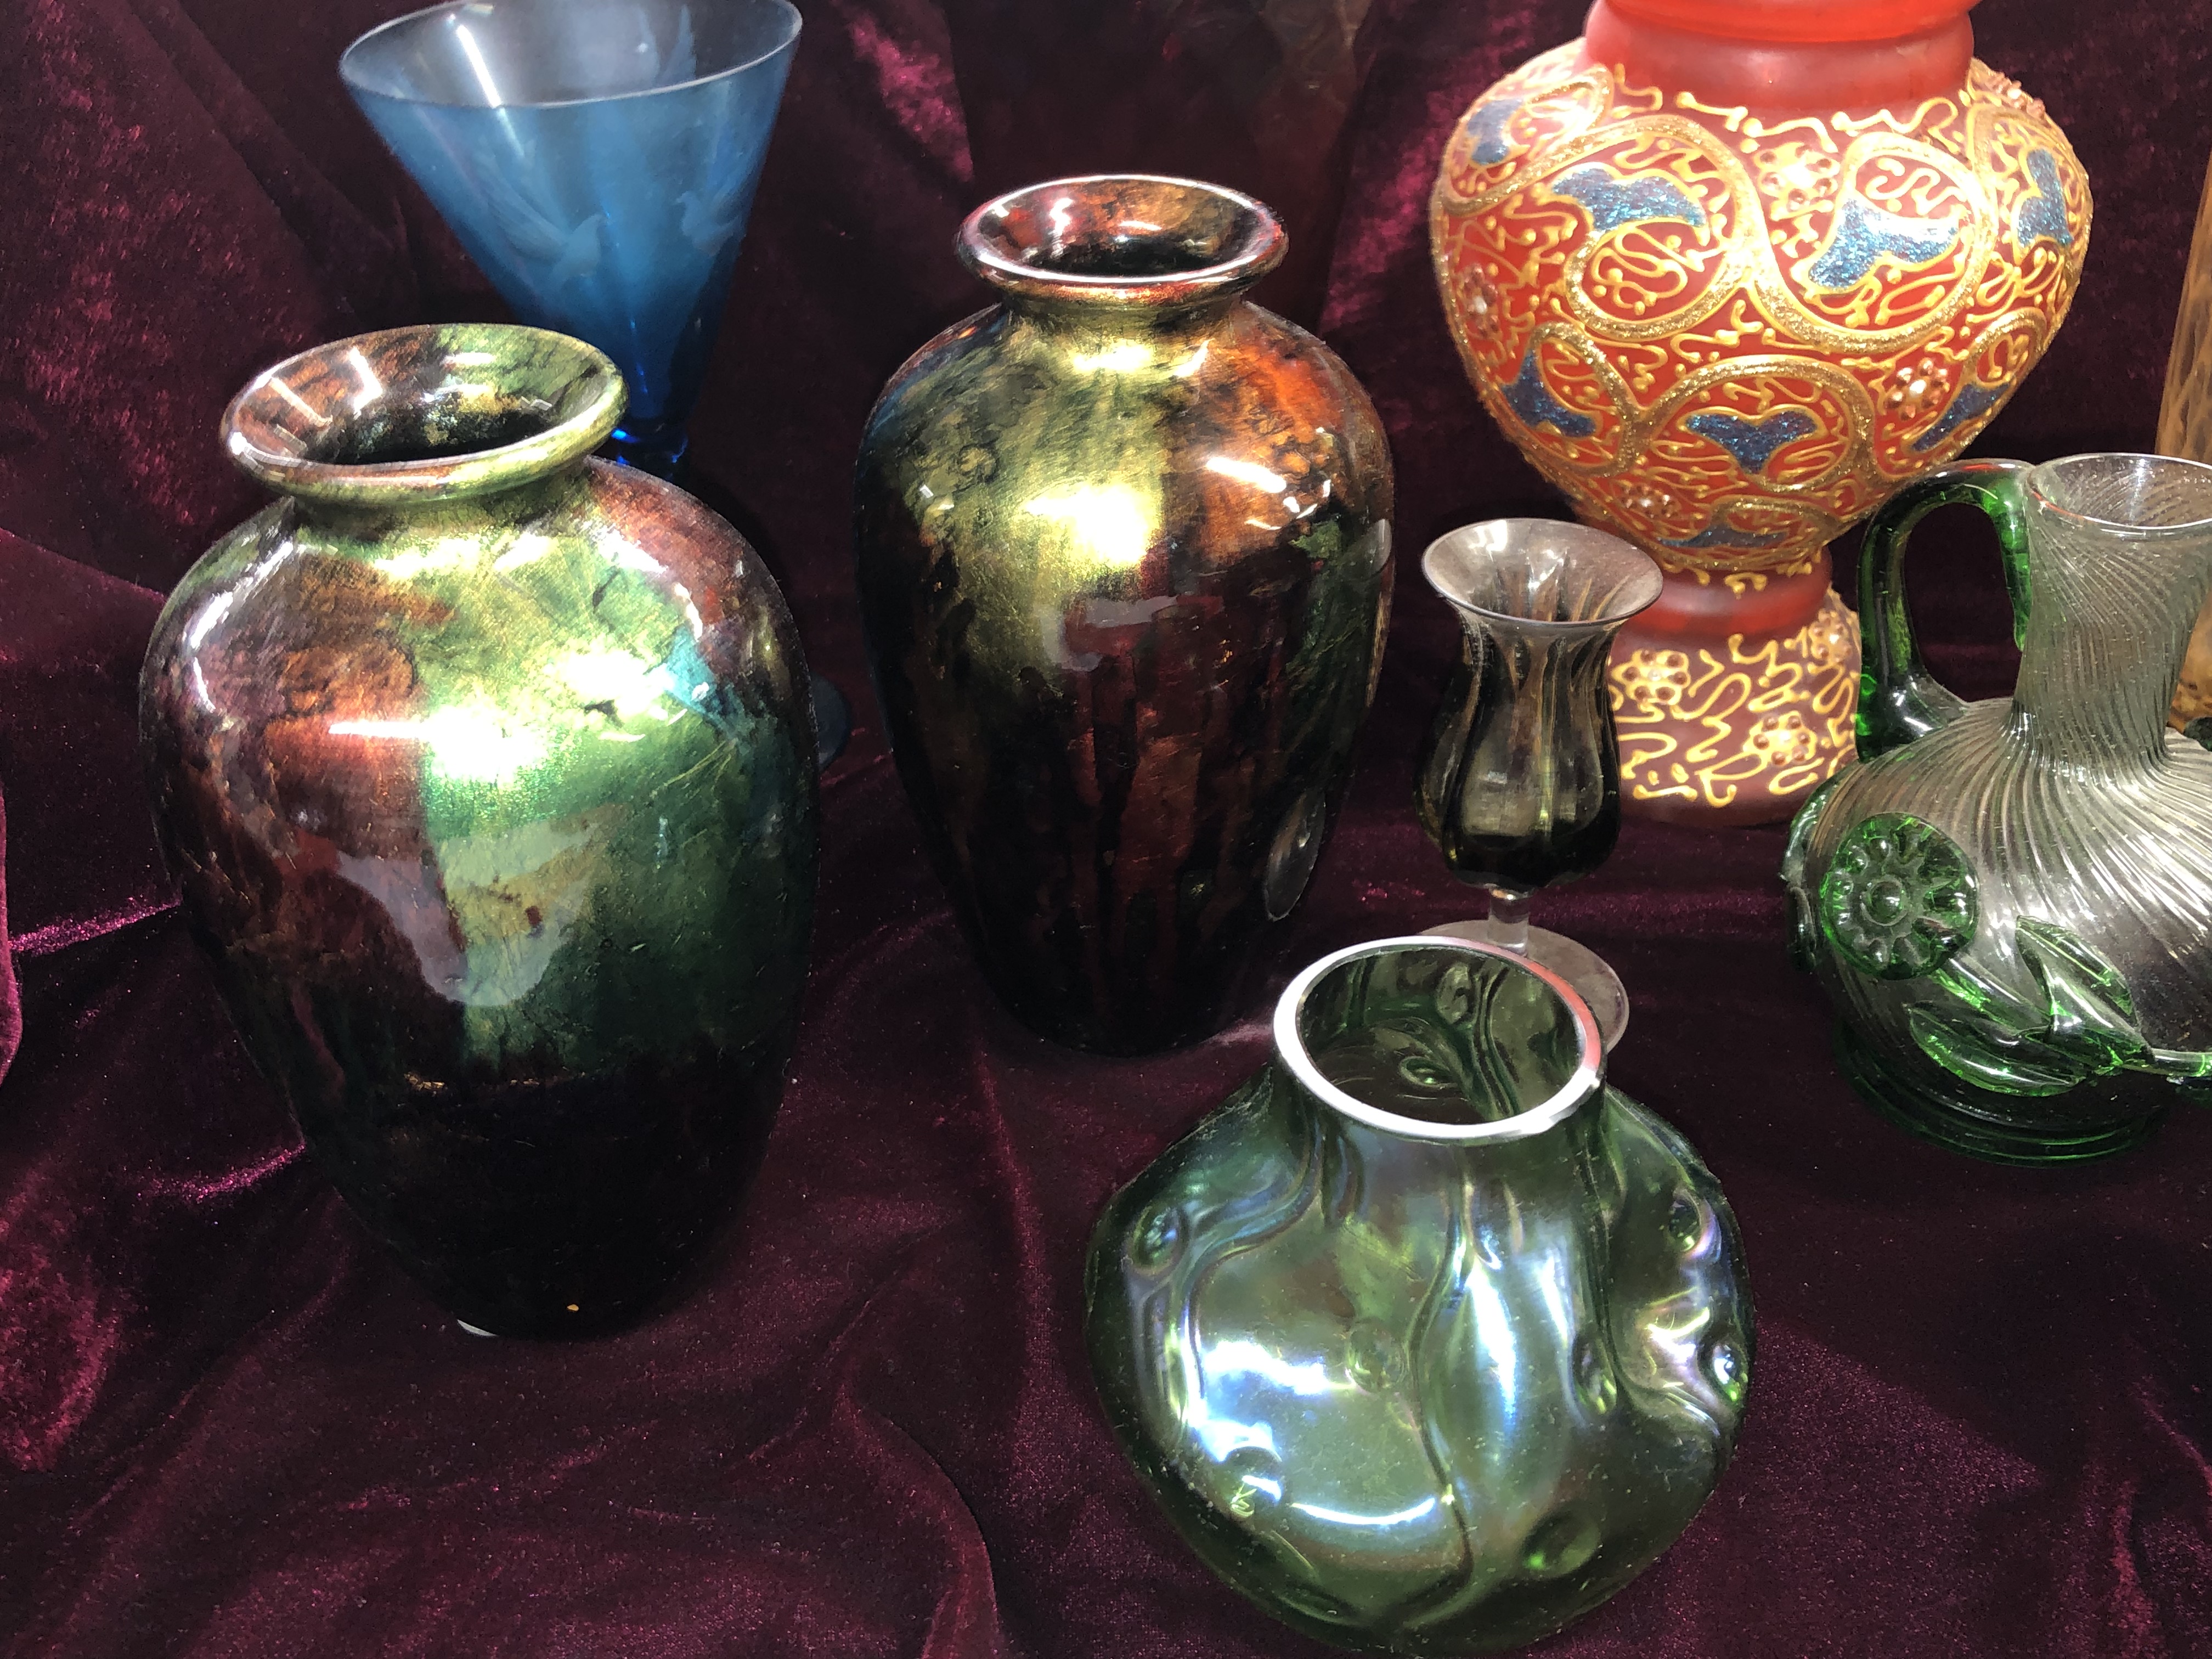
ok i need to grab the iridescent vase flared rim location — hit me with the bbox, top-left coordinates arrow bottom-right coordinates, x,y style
958,174 -> 1288,309
223,324 -> 626,505
1421,518 -> 1665,630
1274,937 -> 1605,1144
2028,453 -> 2212,537
338,0 -> 803,112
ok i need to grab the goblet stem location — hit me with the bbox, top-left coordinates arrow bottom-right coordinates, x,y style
608,421 -> 689,480
1487,889 -> 1532,953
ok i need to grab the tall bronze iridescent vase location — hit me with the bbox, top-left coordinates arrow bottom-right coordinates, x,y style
141,324 -> 819,1336
854,177 -> 1395,1053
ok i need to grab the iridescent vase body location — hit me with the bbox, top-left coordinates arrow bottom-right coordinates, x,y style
1431,0 -> 2090,825
1086,938 -> 1752,1652
1784,454 -> 2212,1164
854,177 -> 1394,1054
140,325 -> 819,1334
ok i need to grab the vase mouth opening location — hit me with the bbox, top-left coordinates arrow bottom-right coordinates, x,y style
1422,519 -> 1664,631
340,0 -> 803,112
1276,938 -> 1603,1143
2028,454 -> 2212,538
958,175 -> 1287,309
223,325 -> 627,505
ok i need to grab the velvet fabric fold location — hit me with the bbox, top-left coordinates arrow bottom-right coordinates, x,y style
3,0 -> 2209,1652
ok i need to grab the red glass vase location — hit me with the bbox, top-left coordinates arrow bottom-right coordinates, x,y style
1432,0 -> 2090,824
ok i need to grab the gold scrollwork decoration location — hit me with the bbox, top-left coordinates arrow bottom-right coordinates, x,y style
1611,589 -> 1860,810
1432,44 -> 2090,580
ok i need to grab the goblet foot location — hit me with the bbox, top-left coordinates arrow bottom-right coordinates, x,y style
1834,1024 -> 2167,1165
1421,918 -> 1629,1052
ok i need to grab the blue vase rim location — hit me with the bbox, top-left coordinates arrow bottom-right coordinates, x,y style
1273,935 -> 1605,1145
339,0 -> 803,113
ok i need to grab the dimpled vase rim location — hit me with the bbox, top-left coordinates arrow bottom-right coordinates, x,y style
1275,937 -> 1605,1143
338,0 -> 803,111
957,174 -> 1288,311
1601,0 -> 1976,43
2029,453 -> 2212,535
222,325 -> 626,506
1421,518 -> 1665,631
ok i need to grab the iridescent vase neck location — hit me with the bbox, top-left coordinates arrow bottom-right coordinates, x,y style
2007,456 -> 2212,778
957,174 -> 1286,332
1271,938 -> 1606,1180
221,326 -> 626,522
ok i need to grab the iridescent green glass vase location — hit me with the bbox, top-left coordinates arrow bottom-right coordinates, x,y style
1085,936 -> 1752,1654
1784,454 -> 2212,1163
140,324 -> 819,1335
854,175 -> 1395,1055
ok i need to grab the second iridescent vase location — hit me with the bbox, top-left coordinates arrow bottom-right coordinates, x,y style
854,175 -> 1395,1053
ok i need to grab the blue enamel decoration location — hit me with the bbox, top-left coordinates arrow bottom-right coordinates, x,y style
1500,349 -> 1596,438
1911,381 -> 2006,452
1554,166 -> 1707,234
1807,197 -> 1960,290
1660,520 -> 1786,552
1465,97 -> 1525,167
1685,409 -> 1817,475
2015,150 -> 2073,250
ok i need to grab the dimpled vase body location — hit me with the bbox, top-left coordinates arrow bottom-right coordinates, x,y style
1086,939 -> 1752,1652
141,325 -> 818,1334
1784,455 -> 2212,1164
1431,0 -> 2089,826
855,177 -> 1394,1053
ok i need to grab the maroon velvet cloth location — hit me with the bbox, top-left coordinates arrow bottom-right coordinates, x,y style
4,1 -> 2211,1652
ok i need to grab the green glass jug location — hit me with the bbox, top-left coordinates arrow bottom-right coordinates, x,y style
1785,453 -> 2212,1163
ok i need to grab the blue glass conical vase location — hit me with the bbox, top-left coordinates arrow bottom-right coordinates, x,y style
343,0 -> 800,478
343,0 -> 850,765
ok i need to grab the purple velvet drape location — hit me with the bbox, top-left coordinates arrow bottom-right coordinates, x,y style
4,1 -> 2210,1652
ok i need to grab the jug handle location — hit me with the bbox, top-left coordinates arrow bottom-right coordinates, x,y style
1857,459 -> 2035,760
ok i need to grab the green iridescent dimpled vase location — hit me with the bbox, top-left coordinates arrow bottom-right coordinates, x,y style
1784,454 -> 2212,1163
141,324 -> 819,1336
1085,936 -> 1752,1654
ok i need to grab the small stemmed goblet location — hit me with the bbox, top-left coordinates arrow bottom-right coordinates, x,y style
1414,519 -> 1663,1050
